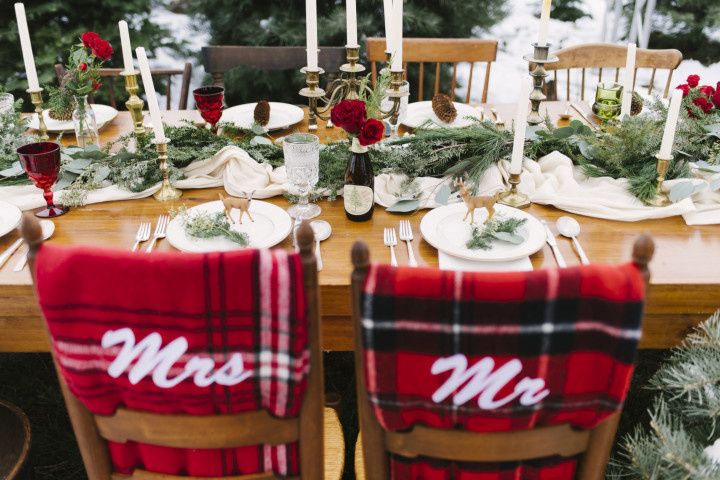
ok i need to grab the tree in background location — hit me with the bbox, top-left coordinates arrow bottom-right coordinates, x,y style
550,0 -> 589,22
0,0 -> 182,110
189,0 -> 508,105
650,0 -> 720,65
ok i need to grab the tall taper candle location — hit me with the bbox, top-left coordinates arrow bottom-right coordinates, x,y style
620,43 -> 636,118
306,0 -> 318,69
391,0 -> 403,71
659,89 -> 683,159
537,0 -> 552,47
510,80 -> 532,175
384,0 -> 394,53
118,21 -> 134,73
135,47 -> 166,141
14,3 -> 39,91
346,0 -> 358,47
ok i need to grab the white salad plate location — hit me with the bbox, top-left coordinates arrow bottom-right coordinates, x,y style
223,102 -> 305,131
28,104 -> 119,133
401,101 -> 482,129
0,200 -> 22,238
166,200 -> 293,253
420,202 -> 546,262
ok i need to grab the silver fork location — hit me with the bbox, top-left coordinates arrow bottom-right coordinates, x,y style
383,228 -> 398,267
131,222 -> 151,252
145,215 -> 169,253
398,220 -> 418,267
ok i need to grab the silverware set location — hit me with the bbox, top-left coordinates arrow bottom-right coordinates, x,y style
385,220 -> 418,267
0,219 -> 55,272
542,217 -> 590,267
132,215 -> 169,252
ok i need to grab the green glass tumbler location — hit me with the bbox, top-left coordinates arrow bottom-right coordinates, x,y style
591,82 -> 623,121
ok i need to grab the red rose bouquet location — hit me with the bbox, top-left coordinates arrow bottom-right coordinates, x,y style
676,74 -> 720,117
60,32 -> 113,97
331,99 -> 385,147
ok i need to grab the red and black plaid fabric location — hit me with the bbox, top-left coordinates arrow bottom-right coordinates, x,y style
35,244 -> 309,477
360,263 -> 646,479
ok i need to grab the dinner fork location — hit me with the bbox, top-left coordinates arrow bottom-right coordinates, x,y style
398,220 -> 418,267
384,227 -> 398,267
131,222 -> 151,252
145,215 -> 169,253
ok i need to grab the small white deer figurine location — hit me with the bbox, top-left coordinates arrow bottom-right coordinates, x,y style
455,177 -> 497,225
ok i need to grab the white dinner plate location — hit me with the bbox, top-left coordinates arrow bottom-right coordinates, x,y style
401,101 -> 482,129
28,104 -> 119,133
166,200 -> 293,253
223,102 -> 305,131
420,203 -> 546,262
0,200 -> 22,238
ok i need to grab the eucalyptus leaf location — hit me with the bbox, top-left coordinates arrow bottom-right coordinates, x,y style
0,161 -> 24,178
53,171 -> 78,191
386,199 -> 419,213
94,165 -> 111,182
492,231 -> 526,245
704,123 -> 720,139
434,184 -> 451,205
668,181 -> 705,203
250,135 -> 272,146
711,178 -> 720,191
64,158 -> 92,174
695,161 -> 720,173
251,122 -> 267,136
553,126 -> 575,139
526,125 -> 544,142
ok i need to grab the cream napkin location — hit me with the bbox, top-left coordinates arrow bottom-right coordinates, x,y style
438,251 -> 533,272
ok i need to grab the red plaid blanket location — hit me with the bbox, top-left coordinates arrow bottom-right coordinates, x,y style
360,263 -> 646,479
35,244 -> 309,477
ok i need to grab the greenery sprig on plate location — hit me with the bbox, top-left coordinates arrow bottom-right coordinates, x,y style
465,216 -> 528,250
171,205 -> 249,247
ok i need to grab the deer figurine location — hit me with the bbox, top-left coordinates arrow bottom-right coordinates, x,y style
218,191 -> 255,224
454,177 -> 497,225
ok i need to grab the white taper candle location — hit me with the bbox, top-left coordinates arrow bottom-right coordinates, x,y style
620,43 -> 636,117
391,0 -> 403,71
346,0 -> 358,47
510,80 -> 532,175
659,89 -> 683,159
537,0 -> 552,47
306,0 -> 318,69
14,3 -> 39,91
384,0 -> 394,53
118,21 -> 134,73
135,47 -> 166,142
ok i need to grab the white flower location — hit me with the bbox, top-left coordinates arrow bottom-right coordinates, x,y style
703,439 -> 720,464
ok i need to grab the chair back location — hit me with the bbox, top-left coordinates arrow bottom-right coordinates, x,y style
351,235 -> 655,480
544,43 -> 682,101
54,63 -> 193,110
366,37 -> 498,103
202,46 -> 347,88
21,215 -> 324,480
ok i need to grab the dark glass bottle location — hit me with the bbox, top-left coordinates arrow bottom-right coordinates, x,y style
344,138 -> 374,222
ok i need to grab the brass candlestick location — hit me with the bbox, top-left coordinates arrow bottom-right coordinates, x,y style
299,67 -> 326,131
121,71 -> 146,136
153,139 -> 182,202
498,172 -> 531,209
524,43 -> 558,126
646,154 -> 672,207
28,88 -> 49,140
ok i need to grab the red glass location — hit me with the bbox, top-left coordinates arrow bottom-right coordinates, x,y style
193,86 -> 225,130
16,142 -> 68,218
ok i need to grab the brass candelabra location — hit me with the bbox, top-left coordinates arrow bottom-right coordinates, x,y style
498,172 -> 531,209
153,139 -> 182,202
299,45 -> 408,130
27,88 -> 49,140
524,43 -> 558,126
646,154 -> 672,207
121,71 -> 146,136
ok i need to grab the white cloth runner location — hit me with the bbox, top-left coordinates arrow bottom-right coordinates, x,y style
438,251 -> 533,272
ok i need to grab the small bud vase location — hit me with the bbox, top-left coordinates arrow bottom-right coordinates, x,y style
72,95 -> 100,148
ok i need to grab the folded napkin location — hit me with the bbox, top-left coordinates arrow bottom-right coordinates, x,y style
438,251 -> 533,272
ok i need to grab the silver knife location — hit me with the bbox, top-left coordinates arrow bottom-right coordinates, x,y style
542,220 -> 566,268
0,238 -> 23,269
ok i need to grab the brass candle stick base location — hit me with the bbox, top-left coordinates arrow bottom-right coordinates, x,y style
28,88 -> 49,140
121,71 -> 146,136
498,172 -> 531,209
340,45 -> 366,101
153,139 -> 182,202
299,67 -> 326,131
523,43 -> 558,126
646,154 -> 673,207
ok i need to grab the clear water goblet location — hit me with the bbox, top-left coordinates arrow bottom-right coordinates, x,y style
283,133 -> 321,219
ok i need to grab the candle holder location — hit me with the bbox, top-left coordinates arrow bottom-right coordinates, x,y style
121,71 -> 146,136
152,139 -> 182,202
27,88 -> 49,141
498,172 -> 531,209
646,154 -> 673,207
523,43 -> 558,126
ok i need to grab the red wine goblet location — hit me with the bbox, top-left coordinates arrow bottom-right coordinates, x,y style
193,86 -> 225,133
16,142 -> 68,218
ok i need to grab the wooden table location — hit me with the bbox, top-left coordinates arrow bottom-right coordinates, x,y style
2,102 -> 718,352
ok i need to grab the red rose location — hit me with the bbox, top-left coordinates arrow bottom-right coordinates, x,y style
91,38 -> 113,60
700,85 -> 715,97
81,32 -> 100,48
713,91 -> 720,109
687,74 -> 700,88
92,80 -> 102,91
693,96 -> 713,114
677,84 -> 690,97
330,100 -> 366,134
358,118 -> 384,146
78,63 -> 88,72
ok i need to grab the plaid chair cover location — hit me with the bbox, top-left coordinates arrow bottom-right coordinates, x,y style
35,244 -> 309,477
360,262 -> 646,479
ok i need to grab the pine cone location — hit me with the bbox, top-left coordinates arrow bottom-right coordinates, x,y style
253,100 -> 271,127
631,91 -> 644,116
432,94 -> 457,123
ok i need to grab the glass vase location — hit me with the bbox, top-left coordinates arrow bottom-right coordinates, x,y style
591,83 -> 623,122
72,95 -> 100,148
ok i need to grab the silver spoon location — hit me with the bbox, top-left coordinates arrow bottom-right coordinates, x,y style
310,220 -> 332,272
556,216 -> 589,265
13,220 -> 55,271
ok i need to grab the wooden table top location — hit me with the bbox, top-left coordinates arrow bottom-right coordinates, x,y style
1,102 -> 717,352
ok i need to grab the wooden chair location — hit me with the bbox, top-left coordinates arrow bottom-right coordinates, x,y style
544,43 -> 682,101
21,216 -> 343,480
351,234 -> 656,480
0,399 -> 32,480
202,46 -> 347,88
366,38 -> 498,103
54,63 -> 193,110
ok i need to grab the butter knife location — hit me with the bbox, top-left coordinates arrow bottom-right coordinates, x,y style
541,220 -> 566,268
